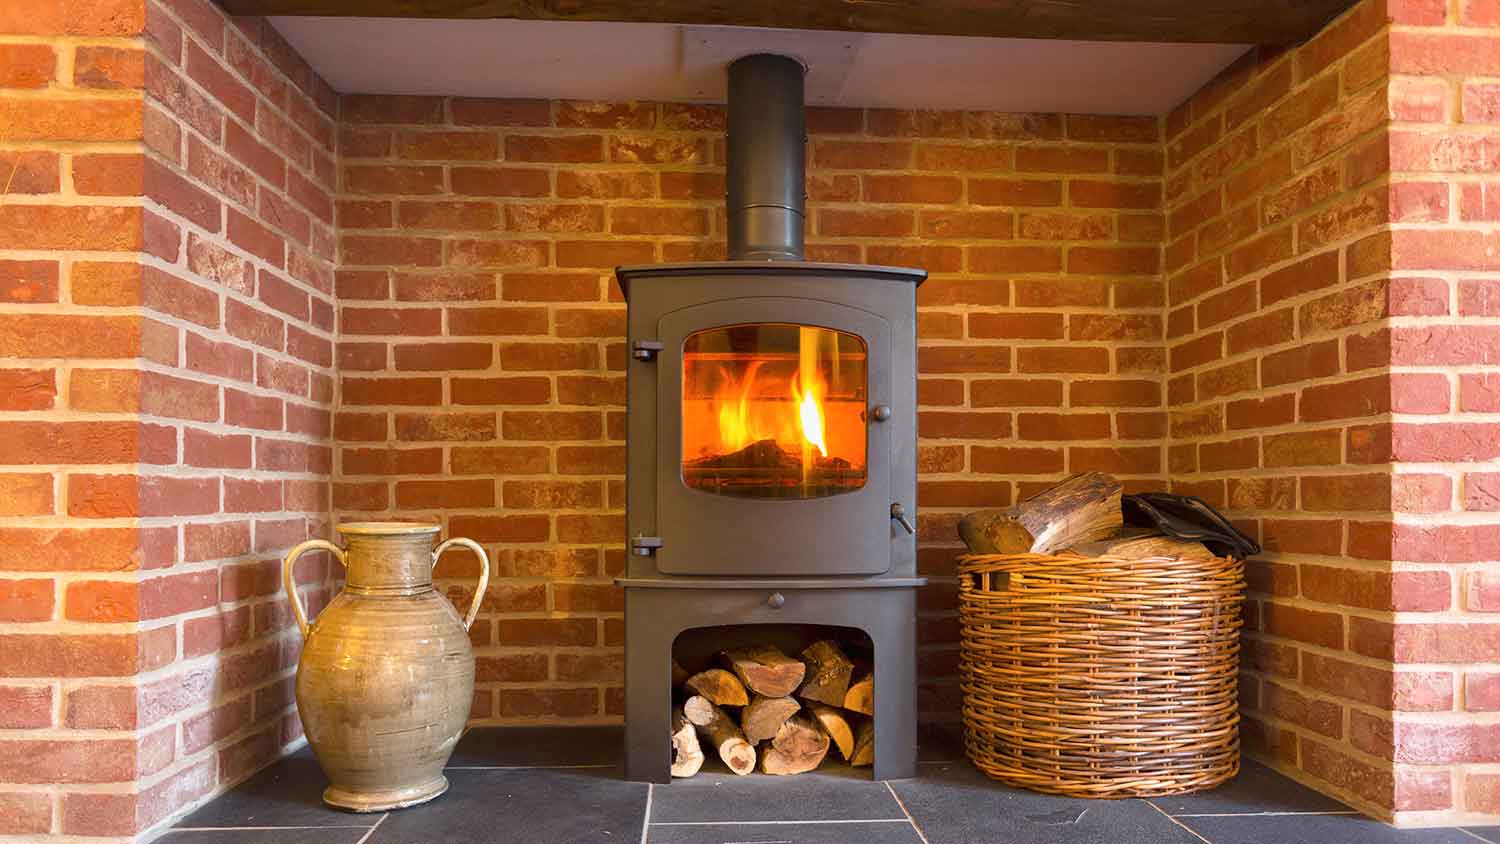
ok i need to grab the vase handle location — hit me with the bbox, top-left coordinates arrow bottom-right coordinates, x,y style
282,539 -> 347,638
433,537 -> 491,631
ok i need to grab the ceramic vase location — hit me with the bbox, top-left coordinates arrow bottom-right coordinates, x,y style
281,521 -> 490,811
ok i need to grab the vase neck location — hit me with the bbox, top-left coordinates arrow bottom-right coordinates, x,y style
342,532 -> 435,592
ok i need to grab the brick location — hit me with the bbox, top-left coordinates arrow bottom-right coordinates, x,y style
0,260 -> 57,304
507,134 -> 603,162
1261,339 -> 1339,388
1264,602 -> 1344,649
969,178 -> 1062,207
1069,179 -> 1159,209
0,369 -> 55,411
427,96 -> 539,125
501,411 -> 602,441
396,412 -> 498,442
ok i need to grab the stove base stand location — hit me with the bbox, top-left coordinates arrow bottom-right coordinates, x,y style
621,583 -> 919,783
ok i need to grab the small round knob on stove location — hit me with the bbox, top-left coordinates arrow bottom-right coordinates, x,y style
766,592 -> 786,609
871,404 -> 892,422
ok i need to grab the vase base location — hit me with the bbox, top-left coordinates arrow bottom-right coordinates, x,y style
323,776 -> 449,812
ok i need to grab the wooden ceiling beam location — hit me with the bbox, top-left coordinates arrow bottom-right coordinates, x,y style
212,0 -> 1359,46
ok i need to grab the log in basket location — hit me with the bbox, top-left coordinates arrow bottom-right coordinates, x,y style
957,550 -> 1246,798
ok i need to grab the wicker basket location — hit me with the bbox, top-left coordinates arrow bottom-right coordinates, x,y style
957,550 -> 1246,799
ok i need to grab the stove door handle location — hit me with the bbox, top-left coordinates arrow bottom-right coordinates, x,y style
890,502 -> 915,535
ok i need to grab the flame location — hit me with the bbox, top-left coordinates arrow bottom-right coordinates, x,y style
709,357 -> 829,460
792,375 -> 827,458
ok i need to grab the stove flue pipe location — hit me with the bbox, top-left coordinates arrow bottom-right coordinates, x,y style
726,53 -> 807,261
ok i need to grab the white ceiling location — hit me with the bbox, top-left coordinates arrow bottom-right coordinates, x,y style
269,17 -> 1251,117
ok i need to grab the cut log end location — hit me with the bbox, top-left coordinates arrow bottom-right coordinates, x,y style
807,702 -> 854,761
843,671 -> 874,716
797,639 -> 854,706
760,711 -> 830,776
850,718 -> 874,767
670,706 -> 704,778
742,694 -> 801,744
684,668 -> 750,707
685,695 -> 756,776
722,644 -> 806,698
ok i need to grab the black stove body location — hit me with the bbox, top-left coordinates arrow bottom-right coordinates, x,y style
614,53 -> 927,783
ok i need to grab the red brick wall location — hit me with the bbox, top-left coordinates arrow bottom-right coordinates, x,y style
1165,0 -> 1500,825
0,7 -> 155,840
0,0 -> 338,839
8,0 -> 1496,835
1385,0 -> 1500,824
330,99 -> 1167,723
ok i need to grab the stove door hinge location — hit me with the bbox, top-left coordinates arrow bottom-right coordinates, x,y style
631,535 -> 663,556
631,340 -> 664,361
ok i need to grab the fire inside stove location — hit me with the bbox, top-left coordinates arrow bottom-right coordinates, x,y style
682,323 -> 867,499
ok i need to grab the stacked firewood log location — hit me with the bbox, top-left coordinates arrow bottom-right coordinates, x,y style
670,640 -> 875,777
956,471 -> 1214,560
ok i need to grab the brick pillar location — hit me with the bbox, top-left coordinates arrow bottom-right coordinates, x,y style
0,0 -> 339,839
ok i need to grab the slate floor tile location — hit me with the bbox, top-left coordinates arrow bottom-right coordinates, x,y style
447,725 -> 624,768
647,819 -> 923,844
161,829 -> 372,844
1152,759 -> 1353,816
649,759 -> 903,824
1179,813 -> 1485,844
890,761 -> 1203,844
168,727 -> 1499,844
171,750 -> 375,829
366,766 -> 647,844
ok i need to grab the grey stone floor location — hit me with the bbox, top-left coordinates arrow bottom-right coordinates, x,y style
161,726 -> 1500,844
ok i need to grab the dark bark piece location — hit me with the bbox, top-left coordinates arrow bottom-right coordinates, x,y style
741,695 -> 801,744
843,670 -> 873,716
797,639 -> 854,706
807,702 -> 854,761
684,668 -> 749,707
683,695 -> 755,775
672,659 -> 691,687
850,718 -> 874,767
959,472 -> 1123,555
722,645 -> 806,698
216,0 -> 1358,46
670,705 -> 704,778
760,711 -> 830,775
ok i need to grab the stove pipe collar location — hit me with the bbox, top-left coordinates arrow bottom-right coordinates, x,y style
726,53 -> 807,262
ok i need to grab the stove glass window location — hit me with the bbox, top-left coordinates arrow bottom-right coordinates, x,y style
682,323 -> 867,499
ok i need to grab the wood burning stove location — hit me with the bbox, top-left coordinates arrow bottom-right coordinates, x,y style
616,53 -> 927,782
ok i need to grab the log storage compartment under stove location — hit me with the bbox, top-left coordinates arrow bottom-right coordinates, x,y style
616,53 -> 927,782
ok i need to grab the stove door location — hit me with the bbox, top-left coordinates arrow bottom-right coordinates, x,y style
655,297 -> 892,575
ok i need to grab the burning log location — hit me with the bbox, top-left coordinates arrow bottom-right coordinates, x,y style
850,718 -> 874,767
684,668 -> 749,707
959,472 -> 1123,555
670,705 -> 704,778
684,695 -> 756,776
843,670 -> 874,716
797,639 -> 854,706
722,645 -> 806,698
687,438 -> 799,470
807,702 -> 854,761
760,711 -> 830,776
741,694 -> 800,743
